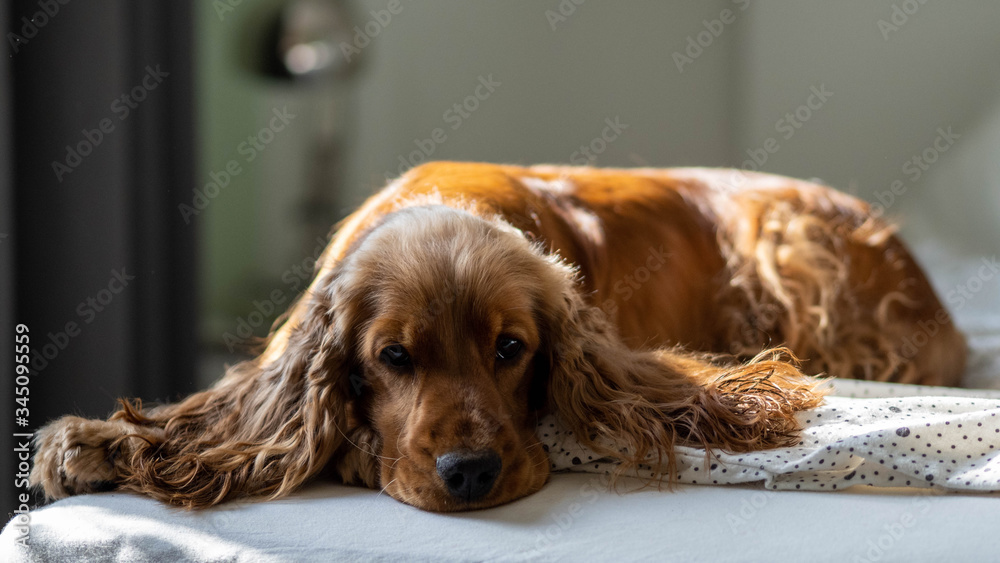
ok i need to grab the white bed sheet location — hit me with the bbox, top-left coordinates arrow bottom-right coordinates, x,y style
4,469 -> 1000,562
4,245 -> 999,562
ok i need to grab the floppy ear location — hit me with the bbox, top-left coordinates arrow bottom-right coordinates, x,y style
540,275 -> 825,481
106,264 -> 365,508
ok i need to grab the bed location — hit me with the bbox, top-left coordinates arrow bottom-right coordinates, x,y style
3,249 -> 999,562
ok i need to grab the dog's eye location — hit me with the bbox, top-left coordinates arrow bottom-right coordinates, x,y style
379,344 -> 412,369
496,337 -> 523,360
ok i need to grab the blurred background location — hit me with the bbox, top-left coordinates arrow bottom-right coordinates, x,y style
2,0 -> 999,513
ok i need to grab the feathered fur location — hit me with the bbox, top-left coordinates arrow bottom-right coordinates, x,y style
31,162 -> 964,511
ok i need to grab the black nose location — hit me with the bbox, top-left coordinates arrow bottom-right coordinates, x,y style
435,450 -> 502,503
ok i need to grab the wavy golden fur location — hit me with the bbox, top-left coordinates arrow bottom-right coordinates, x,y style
31,163 -> 964,511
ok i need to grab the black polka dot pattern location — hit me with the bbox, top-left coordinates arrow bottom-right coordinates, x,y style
538,394 -> 1000,493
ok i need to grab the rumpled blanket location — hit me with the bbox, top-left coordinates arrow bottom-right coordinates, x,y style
542,382 -> 1000,492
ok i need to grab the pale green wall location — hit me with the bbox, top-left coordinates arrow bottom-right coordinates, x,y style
195,0 -> 350,346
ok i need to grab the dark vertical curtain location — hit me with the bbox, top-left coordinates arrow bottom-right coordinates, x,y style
5,0 -> 197,511
1,0 -> 16,520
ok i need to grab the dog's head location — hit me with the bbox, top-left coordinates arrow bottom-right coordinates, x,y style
287,205 -> 581,511
104,200 -> 819,512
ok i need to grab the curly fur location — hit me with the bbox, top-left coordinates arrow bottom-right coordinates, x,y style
539,266 -> 824,484
30,162 -> 963,512
704,173 -> 964,384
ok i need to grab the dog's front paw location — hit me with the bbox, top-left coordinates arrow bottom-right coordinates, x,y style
30,416 -> 124,499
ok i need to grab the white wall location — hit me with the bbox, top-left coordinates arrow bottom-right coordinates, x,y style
343,0 -> 1000,254
916,97 -> 1000,256
339,0 -> 737,207
734,1 -> 1000,255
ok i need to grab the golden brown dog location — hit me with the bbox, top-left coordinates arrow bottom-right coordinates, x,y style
31,162 -> 965,512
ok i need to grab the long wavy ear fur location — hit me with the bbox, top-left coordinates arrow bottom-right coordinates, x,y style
541,270 -> 826,483
108,266 -> 362,509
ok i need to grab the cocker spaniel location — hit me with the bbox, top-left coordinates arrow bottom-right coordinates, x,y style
31,162 -> 965,512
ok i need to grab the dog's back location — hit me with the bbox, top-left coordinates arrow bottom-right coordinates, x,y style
336,162 -> 965,385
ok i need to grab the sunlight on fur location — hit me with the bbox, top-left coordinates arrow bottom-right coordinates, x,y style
31,162 -> 964,511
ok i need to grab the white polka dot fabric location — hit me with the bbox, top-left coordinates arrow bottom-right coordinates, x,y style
539,381 -> 1000,493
